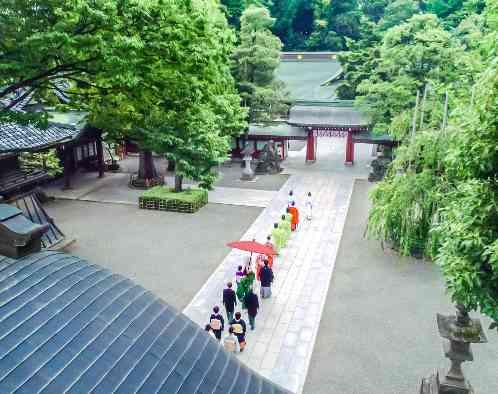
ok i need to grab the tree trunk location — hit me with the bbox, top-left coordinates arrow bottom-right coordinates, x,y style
174,174 -> 183,193
138,150 -> 157,180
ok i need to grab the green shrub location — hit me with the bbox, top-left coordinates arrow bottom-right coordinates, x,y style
139,186 -> 208,213
142,186 -> 207,202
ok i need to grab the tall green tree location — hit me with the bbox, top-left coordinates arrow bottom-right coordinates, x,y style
366,0 -> 498,326
231,5 -> 286,123
0,0 -> 121,125
356,14 -> 474,136
89,0 -> 246,191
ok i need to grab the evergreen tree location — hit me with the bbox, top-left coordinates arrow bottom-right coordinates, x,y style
221,0 -> 246,28
231,5 -> 287,123
307,0 -> 362,50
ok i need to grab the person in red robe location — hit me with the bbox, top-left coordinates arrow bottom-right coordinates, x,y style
264,235 -> 274,268
288,201 -> 299,231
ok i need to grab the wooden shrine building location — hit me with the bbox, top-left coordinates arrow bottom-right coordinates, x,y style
0,111 -> 104,198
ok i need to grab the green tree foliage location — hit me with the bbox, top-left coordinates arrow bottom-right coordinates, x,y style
436,58 -> 498,325
221,0 -> 247,28
87,0 -> 246,191
19,150 -> 62,177
366,0 -> 498,325
231,5 -> 286,123
360,0 -> 390,22
337,22 -> 382,99
378,0 -> 420,31
422,0 -> 486,27
271,0 -> 315,50
356,14 -> 473,136
306,0 -> 362,51
0,0 -> 121,124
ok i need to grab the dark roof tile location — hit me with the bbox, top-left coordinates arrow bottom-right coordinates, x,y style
0,122 -> 82,153
0,252 -> 290,394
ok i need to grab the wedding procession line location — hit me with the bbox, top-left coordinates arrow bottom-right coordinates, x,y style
184,169 -> 355,393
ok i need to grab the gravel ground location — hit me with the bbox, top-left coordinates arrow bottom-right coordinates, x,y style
303,179 -> 498,394
46,199 -> 262,310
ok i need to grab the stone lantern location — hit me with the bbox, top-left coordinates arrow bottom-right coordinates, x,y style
240,143 -> 255,181
420,304 -> 488,394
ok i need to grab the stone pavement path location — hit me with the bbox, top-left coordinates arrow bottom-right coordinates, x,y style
184,140 -> 371,393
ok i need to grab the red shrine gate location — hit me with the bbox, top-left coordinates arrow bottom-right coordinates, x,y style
305,127 -> 362,165
288,101 -> 371,166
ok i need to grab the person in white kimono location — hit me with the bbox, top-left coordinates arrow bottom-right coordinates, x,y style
306,192 -> 313,220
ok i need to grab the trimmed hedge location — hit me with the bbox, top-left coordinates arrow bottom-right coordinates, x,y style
139,186 -> 208,213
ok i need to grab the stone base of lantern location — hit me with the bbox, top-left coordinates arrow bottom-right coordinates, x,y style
420,370 -> 474,394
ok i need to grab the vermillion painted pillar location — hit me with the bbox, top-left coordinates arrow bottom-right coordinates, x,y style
306,129 -> 316,163
345,129 -> 354,165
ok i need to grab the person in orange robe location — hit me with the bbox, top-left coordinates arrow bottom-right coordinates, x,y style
288,201 -> 299,231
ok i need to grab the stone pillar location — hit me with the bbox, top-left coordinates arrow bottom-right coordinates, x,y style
306,130 -> 316,163
96,131 -> 104,178
345,129 -> 354,166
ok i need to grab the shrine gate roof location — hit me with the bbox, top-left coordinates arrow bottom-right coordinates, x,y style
248,123 -> 308,140
0,251 -> 290,394
288,101 -> 370,129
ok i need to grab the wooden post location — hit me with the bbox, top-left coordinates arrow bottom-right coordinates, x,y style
441,91 -> 449,133
411,89 -> 421,140
62,145 -> 72,190
96,131 -> 104,178
345,129 -> 354,165
419,84 -> 429,130
306,129 -> 316,163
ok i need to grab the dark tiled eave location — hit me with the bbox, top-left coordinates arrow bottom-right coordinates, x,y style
0,122 -> 82,153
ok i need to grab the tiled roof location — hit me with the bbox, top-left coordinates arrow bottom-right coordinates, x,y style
1,79 -> 71,112
0,122 -> 81,153
288,103 -> 370,128
0,251 -> 290,394
275,58 -> 342,101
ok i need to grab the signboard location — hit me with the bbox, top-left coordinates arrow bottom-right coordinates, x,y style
313,129 -> 348,138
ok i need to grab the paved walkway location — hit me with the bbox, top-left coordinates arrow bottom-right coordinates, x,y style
184,139 -> 372,393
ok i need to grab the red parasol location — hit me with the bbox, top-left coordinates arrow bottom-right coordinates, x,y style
227,240 -> 277,256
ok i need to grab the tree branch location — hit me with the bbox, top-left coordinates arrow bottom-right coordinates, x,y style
0,58 -> 97,99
